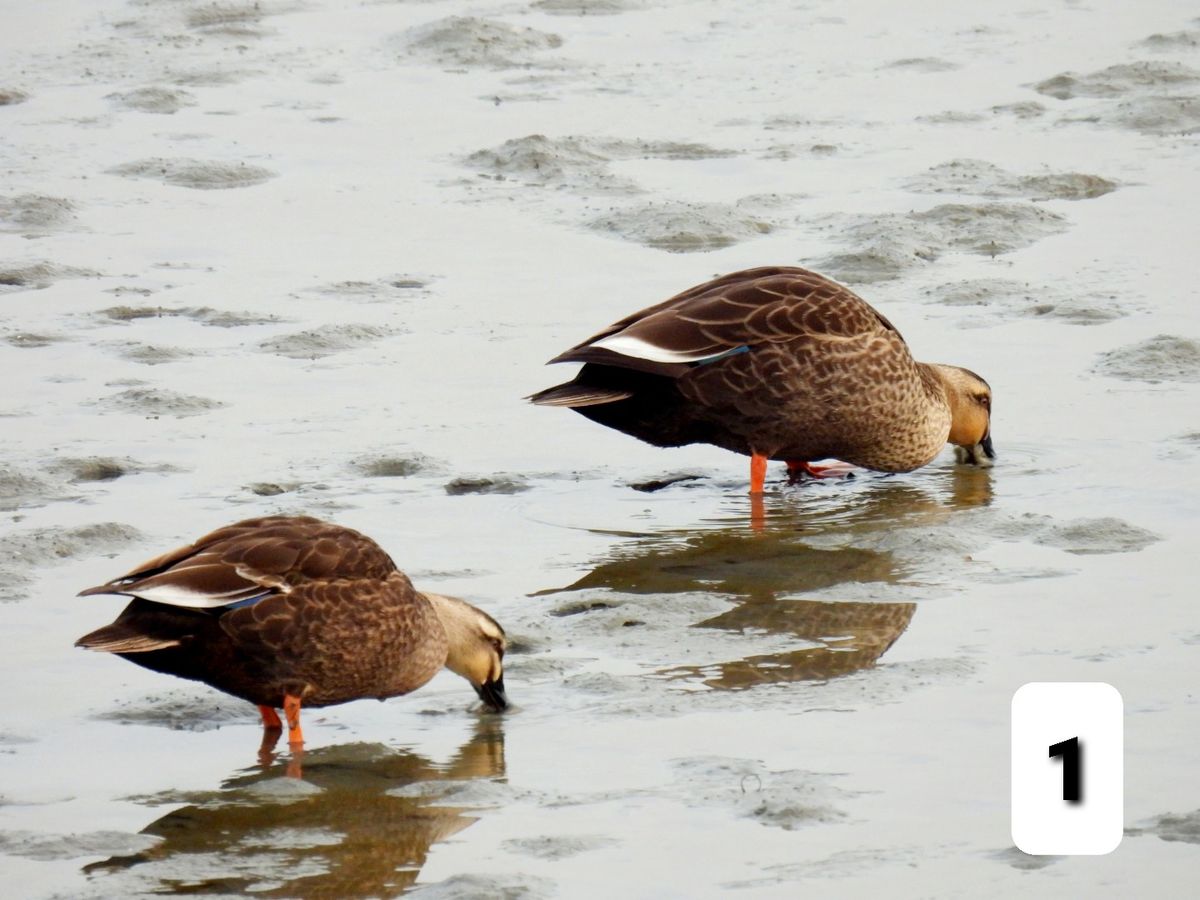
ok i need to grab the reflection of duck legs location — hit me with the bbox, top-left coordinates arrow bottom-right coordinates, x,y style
750,456 -> 858,528
85,718 -> 508,896
256,703 -> 305,777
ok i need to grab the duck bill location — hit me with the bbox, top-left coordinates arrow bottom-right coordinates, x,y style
474,676 -> 508,712
967,432 -> 995,467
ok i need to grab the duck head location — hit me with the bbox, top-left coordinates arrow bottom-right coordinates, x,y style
424,592 -> 508,711
931,364 -> 995,467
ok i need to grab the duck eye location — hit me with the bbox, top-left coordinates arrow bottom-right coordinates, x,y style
977,394 -> 990,408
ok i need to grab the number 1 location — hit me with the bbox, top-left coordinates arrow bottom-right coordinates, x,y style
1049,736 -> 1082,803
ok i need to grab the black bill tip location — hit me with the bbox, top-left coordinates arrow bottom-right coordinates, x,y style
980,433 -> 995,460
475,676 -> 508,712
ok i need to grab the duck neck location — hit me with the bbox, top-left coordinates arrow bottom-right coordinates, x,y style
922,363 -> 976,448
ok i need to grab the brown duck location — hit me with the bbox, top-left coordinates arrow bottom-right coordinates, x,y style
530,266 -> 994,493
76,516 -> 508,746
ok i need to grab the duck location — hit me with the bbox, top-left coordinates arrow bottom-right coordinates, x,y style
75,516 -> 508,748
529,266 -> 994,493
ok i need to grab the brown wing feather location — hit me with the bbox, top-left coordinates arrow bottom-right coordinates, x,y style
548,267 -> 901,367
220,571 -> 447,705
77,516 -> 399,608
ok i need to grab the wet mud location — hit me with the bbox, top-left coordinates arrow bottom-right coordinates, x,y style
1,0 -> 1196,897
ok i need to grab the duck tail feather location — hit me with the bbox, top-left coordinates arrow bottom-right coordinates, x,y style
526,383 -> 633,408
75,623 -> 181,653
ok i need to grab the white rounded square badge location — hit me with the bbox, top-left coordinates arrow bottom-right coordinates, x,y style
1011,682 -> 1123,855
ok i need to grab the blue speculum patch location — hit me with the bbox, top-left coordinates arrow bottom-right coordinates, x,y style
223,591 -> 272,610
691,345 -> 751,367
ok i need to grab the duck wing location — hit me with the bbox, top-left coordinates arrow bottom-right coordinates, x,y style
547,266 -> 902,374
76,516 -> 397,610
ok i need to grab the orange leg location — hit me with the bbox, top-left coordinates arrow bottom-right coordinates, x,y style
258,705 -> 282,730
750,452 -> 768,494
283,693 -> 304,746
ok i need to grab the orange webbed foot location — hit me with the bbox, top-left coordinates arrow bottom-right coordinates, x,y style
785,460 -> 856,481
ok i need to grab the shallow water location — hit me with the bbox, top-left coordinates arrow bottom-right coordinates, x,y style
1,0 -> 1198,896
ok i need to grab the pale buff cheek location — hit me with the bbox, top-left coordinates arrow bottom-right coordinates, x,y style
473,653 -> 501,685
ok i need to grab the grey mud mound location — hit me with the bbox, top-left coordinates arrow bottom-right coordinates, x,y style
464,134 -> 736,196
46,456 -> 163,483
1040,517 -> 1160,556
502,834 -> 618,860
532,0 -> 644,14
0,522 -> 139,567
991,100 -> 1047,120
0,466 -> 75,511
989,846 -> 1062,871
185,1 -> 273,36
93,388 -> 227,417
464,135 -> 631,194
107,157 -> 277,190
259,323 -> 396,359
107,86 -> 197,114
911,204 -> 1069,254
99,305 -> 281,327
0,195 -> 76,232
883,57 -> 959,73
924,278 -> 1133,325
0,830 -> 159,862
904,159 -> 1116,201
353,454 -> 435,478
1094,96 -> 1200,136
397,17 -> 564,69
1034,62 -> 1200,100
309,275 -> 432,301
90,690 -> 255,732
819,202 -> 1069,283
993,513 -> 1160,556
1139,31 -> 1200,52
0,522 -> 140,602
672,757 -> 848,830
0,260 -> 98,293
1130,809 -> 1200,844
444,476 -> 530,495
110,342 -> 197,365
589,198 -> 776,252
410,873 -> 556,900
1094,335 -> 1200,382
5,331 -> 65,348
1034,61 -> 1200,135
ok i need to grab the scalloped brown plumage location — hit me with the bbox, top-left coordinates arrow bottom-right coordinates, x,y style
529,266 -> 994,492
76,516 -> 508,748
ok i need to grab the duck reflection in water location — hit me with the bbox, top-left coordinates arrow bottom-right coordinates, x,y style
660,598 -> 915,689
83,718 -> 506,898
546,469 -> 992,688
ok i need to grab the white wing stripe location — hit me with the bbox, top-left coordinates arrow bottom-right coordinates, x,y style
125,583 -> 259,609
592,334 -> 727,364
